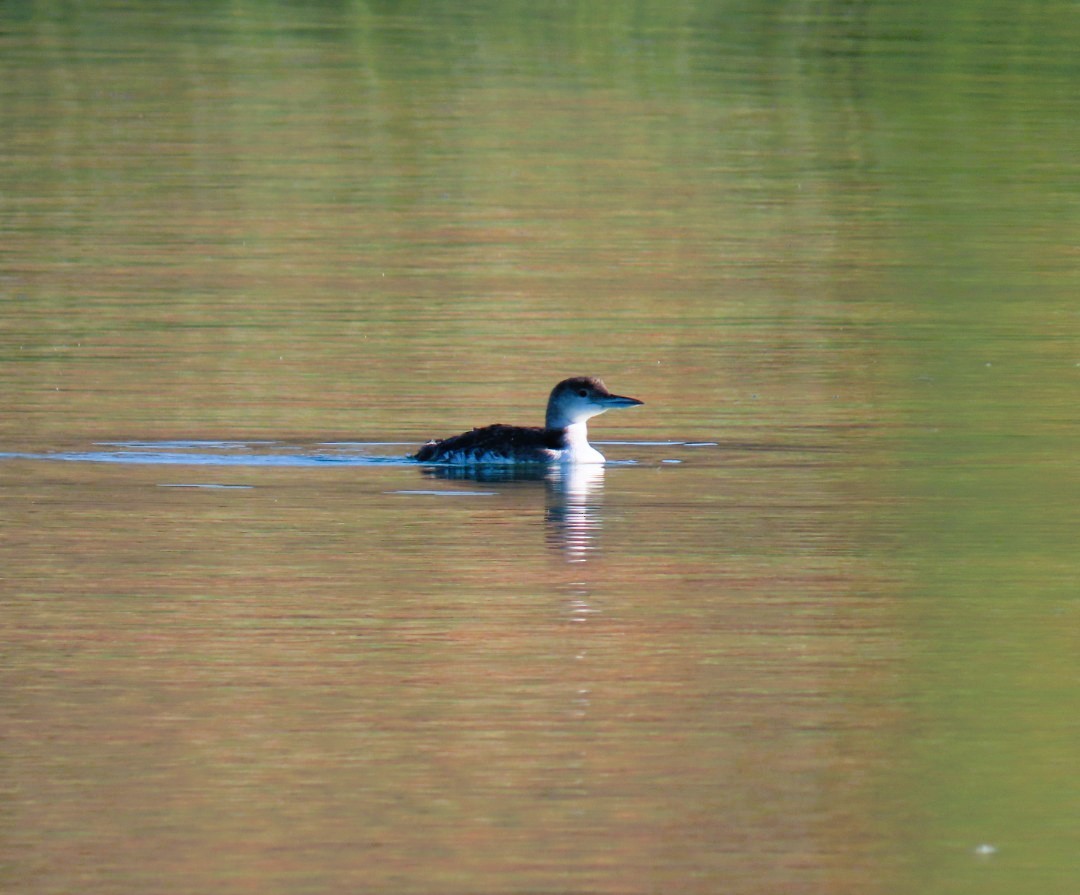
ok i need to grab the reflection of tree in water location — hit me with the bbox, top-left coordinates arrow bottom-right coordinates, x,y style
419,464 -> 606,564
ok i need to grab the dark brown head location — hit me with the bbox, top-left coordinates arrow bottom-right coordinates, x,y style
545,377 -> 643,429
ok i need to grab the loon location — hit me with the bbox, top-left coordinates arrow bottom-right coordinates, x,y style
414,376 -> 643,465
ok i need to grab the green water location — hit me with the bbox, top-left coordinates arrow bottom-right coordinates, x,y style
1,3 -> 1076,893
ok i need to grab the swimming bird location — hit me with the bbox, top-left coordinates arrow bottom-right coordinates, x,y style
414,376 -> 643,464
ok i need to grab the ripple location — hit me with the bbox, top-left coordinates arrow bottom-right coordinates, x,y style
1,440 -> 689,468
157,483 -> 255,489
0,442 -> 415,468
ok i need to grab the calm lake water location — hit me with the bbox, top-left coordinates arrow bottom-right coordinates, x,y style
2,3 -> 1076,894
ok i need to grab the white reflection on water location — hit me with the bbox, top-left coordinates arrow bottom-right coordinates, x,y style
418,462 -> 607,564
545,463 -> 606,564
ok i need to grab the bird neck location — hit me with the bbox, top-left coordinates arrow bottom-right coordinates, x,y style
545,406 -> 565,428
558,421 -> 606,464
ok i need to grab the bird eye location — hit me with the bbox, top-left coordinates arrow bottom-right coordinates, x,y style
578,389 -> 588,397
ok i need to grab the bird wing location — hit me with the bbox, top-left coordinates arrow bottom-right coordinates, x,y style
415,425 -> 561,462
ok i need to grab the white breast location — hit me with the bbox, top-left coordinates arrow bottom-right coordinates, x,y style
559,423 -> 606,464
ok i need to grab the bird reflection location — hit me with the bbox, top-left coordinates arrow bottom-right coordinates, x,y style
419,463 -> 606,563
543,464 -> 605,563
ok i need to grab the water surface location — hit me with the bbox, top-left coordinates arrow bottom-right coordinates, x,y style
2,3 -> 1075,894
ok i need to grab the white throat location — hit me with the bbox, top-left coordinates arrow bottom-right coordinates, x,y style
559,421 -> 606,464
